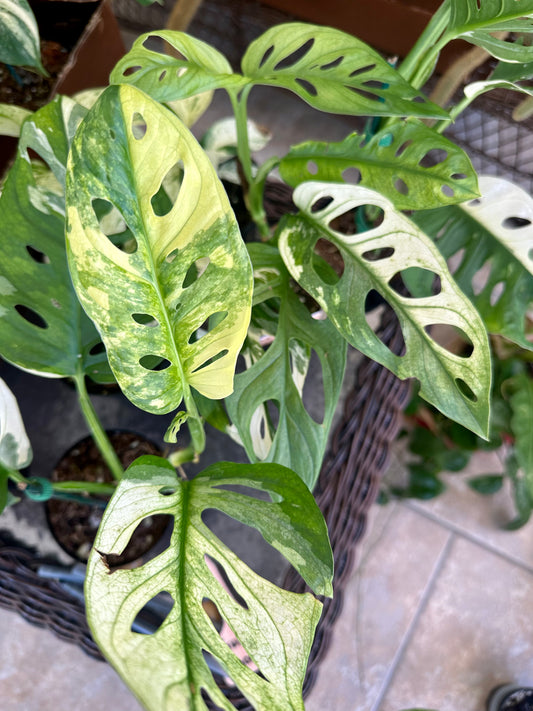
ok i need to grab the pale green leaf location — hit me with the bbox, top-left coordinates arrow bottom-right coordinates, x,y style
86,456 -> 332,711
279,121 -> 478,210
201,116 -> 271,182
278,181 -> 491,437
226,244 -> 347,489
110,31 -> 247,102
241,23 -> 449,119
71,88 -> 106,111
413,176 -> 533,350
446,0 -> 533,63
66,85 -> 253,413
0,377 -> 32,470
0,96 -> 112,381
166,89 -> 214,127
0,103 -> 32,137
508,374 -> 533,500
0,0 -> 44,72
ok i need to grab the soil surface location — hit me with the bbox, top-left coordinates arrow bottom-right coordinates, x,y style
46,432 -> 169,564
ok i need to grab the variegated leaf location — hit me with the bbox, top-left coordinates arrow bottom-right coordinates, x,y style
278,181 -> 491,437
66,85 -> 253,414
413,176 -> 533,351
0,103 -> 32,137
0,0 -> 44,72
0,96 -> 111,381
86,456 -> 332,711
0,377 -> 32,470
226,244 -> 347,489
279,120 -> 478,210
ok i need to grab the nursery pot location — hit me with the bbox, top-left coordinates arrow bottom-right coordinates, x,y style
45,431 -> 170,564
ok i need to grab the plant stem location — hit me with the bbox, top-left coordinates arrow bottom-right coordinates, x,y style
229,87 -> 270,238
52,481 -> 116,496
73,372 -> 123,481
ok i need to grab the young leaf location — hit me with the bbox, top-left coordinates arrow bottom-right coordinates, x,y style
110,30 -> 247,102
446,0 -> 533,63
66,85 -> 253,413
0,96 -> 112,381
413,176 -> 533,351
225,244 -> 347,489
279,121 -> 478,211
241,23 -> 449,119
278,181 -> 491,438
0,377 -> 32,470
464,79 -> 533,104
85,456 -> 332,711
0,0 -> 45,73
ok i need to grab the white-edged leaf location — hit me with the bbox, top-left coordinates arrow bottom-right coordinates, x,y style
0,0 -> 44,72
202,116 -> 271,182
464,79 -> 533,102
278,181 -> 491,437
86,456 -> 333,711
0,377 -> 32,470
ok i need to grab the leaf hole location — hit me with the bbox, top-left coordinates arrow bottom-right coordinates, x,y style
502,216 -> 532,229
468,198 -> 482,207
182,257 -> 211,287
259,44 -> 274,68
131,112 -> 147,140
450,172 -> 467,180
89,341 -> 106,356
441,184 -> 455,198
151,160 -> 184,217
142,35 -> 165,53
291,342 -> 325,425
395,140 -> 412,158
295,77 -> 317,96
362,246 -> 394,262
412,96 -> 427,104
131,592 -> 175,635
100,514 -> 173,568
132,313 -> 159,327
342,166 -> 361,184
490,281 -> 505,306
139,354 -> 171,371
349,63 -> 376,77
159,486 -> 177,496
363,79 -> 385,90
424,324 -> 474,358
471,261 -> 491,296
273,38 -> 314,70
365,293 -> 406,356
320,56 -> 343,70
313,238 -> 344,284
394,177 -> 409,196
307,160 -> 318,175
158,70 -> 167,82
419,148 -> 448,167
91,198 -> 137,252
448,247 -> 465,274
109,129 -> 116,140
14,304 -> 48,329
188,311 -> 229,344
249,400 -> 279,460
310,195 -> 333,213
191,349 -> 229,374
346,86 -> 381,102
455,378 -> 478,402
26,245 -> 49,263
389,268 -> 441,298
122,64 -> 141,77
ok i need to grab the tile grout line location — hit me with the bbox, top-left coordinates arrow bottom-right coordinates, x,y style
402,500 -> 533,577
369,531 -> 456,711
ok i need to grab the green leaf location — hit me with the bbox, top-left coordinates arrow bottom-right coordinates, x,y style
226,244 -> 347,489
0,96 -> 112,381
66,85 -> 253,414
413,176 -> 533,351
112,25 -> 448,120
0,377 -> 32,471
464,79 -> 533,103
110,31 -> 247,102
0,0 -> 44,72
278,181 -> 492,438
468,474 -> 504,495
508,373 -> 533,499
0,103 -> 32,138
241,23 -> 449,119
86,456 -> 332,711
446,0 -> 533,63
279,121 -> 478,211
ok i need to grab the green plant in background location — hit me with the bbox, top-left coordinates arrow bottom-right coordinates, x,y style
0,0 -> 532,709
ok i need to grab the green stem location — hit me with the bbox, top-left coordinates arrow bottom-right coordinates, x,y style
228,87 -> 270,238
52,481 -> 116,496
73,372 -> 123,481
398,0 -> 451,89
434,93 -> 474,133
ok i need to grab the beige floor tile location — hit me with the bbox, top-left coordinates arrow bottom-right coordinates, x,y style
306,503 -> 451,711
0,608 -> 142,711
379,535 -> 533,711
402,449 -> 533,571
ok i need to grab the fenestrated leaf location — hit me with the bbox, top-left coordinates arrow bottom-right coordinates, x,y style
279,121 -> 478,210
413,176 -> 533,351
0,96 -> 113,382
241,23 -> 448,119
278,181 -> 491,438
445,0 -> 533,63
112,25 -> 448,120
66,85 -> 253,413
0,377 -> 32,470
86,455 -> 332,711
226,244 -> 347,489
110,31 -> 247,102
0,103 -> 32,137
0,0 -> 44,72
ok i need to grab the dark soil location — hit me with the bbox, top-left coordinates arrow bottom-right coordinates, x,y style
46,432 -> 169,564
